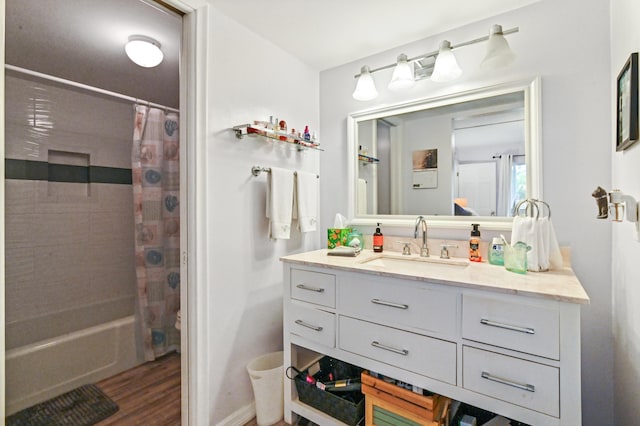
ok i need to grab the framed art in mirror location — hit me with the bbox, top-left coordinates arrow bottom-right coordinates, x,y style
616,52 -> 638,152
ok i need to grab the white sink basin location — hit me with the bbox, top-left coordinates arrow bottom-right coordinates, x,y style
359,253 -> 470,271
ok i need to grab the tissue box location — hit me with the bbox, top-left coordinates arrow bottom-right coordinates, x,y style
327,228 -> 352,249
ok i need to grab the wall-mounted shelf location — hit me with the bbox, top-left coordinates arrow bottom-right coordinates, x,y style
358,154 -> 379,163
233,123 -> 323,151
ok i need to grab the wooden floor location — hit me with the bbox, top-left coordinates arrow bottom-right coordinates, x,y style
94,352 -> 295,426
243,420 -> 289,426
96,352 -> 181,425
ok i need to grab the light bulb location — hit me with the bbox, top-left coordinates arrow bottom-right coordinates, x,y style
431,40 -> 462,82
481,25 -> 516,69
388,54 -> 415,91
125,35 -> 163,68
352,66 -> 378,101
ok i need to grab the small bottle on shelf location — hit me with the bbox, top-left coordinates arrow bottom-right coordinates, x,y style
278,120 -> 287,141
303,125 -> 311,141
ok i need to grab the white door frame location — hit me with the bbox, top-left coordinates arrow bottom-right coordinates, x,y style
162,1 -> 210,424
1,0 -> 6,418
0,1 -> 211,424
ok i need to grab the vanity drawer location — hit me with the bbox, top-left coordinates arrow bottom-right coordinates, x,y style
339,275 -> 458,336
289,304 -> 335,348
462,294 -> 559,360
339,316 -> 457,385
291,269 -> 336,308
463,346 -> 559,417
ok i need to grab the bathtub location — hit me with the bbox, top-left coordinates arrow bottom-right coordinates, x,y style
5,312 -> 140,414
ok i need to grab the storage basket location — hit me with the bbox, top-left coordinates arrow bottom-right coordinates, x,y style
292,357 -> 365,426
361,371 -> 450,426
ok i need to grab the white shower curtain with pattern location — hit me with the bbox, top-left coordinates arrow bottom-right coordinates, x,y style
132,105 -> 181,361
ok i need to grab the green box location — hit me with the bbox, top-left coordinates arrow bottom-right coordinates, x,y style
327,228 -> 352,249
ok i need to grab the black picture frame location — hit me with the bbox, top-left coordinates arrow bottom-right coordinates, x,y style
617,52 -> 639,151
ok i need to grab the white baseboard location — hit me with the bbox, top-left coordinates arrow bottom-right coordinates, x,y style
215,402 -> 256,426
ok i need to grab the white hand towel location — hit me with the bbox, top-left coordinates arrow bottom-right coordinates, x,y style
266,167 -> 294,239
357,178 -> 367,214
295,171 -> 318,232
511,216 -> 563,271
539,217 -> 563,270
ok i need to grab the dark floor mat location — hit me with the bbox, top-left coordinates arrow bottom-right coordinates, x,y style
6,384 -> 119,426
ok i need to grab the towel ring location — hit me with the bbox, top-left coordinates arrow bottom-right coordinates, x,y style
514,199 -> 551,219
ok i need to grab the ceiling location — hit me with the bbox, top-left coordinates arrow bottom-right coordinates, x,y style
5,0 -> 182,108
5,0 -> 538,109
209,0 -> 539,71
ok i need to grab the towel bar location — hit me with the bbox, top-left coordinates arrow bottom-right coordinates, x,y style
251,166 -> 319,178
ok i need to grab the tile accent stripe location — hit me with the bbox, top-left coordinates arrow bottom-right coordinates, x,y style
5,159 -> 132,185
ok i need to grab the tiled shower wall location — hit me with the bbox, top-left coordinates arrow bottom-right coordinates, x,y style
4,73 -> 137,349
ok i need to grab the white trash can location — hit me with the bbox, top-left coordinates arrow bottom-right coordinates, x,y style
246,351 -> 284,426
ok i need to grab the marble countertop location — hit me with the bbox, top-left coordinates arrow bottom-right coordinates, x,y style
281,249 -> 590,304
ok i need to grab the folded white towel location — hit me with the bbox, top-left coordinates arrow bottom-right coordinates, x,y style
357,178 -> 367,214
294,171 -> 318,232
511,216 -> 562,271
266,167 -> 295,239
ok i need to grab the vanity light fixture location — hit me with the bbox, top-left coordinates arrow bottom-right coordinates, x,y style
388,54 -> 415,91
125,35 -> 163,68
352,24 -> 518,100
352,66 -> 379,101
481,25 -> 516,69
431,40 -> 462,83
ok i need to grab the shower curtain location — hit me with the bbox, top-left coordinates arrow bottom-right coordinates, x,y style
132,105 -> 181,361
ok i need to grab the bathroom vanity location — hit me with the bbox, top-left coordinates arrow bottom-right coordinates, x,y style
281,249 -> 589,426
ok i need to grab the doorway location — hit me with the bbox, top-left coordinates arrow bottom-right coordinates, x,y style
3,0 -> 189,420
457,162 -> 497,216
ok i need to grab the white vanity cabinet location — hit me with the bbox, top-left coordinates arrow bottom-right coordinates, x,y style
282,250 -> 588,426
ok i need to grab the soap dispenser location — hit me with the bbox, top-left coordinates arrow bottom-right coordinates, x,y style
469,223 -> 482,262
373,223 -> 384,253
488,236 -> 505,266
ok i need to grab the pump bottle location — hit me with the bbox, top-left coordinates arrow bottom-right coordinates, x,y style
373,223 -> 384,253
469,223 -> 482,262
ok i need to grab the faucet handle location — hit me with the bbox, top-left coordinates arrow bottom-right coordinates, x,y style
440,243 -> 458,259
394,241 -> 412,255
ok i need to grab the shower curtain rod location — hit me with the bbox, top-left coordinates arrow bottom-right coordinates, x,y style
5,64 -> 179,113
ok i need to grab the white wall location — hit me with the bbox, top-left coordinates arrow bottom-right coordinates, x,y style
4,74 -> 137,346
402,115 -> 453,215
610,0 -> 640,424
319,0 -> 613,423
205,6 -> 320,424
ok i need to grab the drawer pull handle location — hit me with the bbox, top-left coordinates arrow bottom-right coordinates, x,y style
371,341 -> 409,356
296,284 -> 325,293
294,319 -> 323,332
480,319 -> 535,335
481,371 -> 536,393
371,299 -> 409,310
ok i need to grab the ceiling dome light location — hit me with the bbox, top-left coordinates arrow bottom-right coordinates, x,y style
431,40 -> 462,83
125,35 -> 163,68
388,54 -> 415,91
352,66 -> 378,101
481,25 -> 516,69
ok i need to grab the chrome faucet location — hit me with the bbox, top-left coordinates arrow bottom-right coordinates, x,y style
414,216 -> 429,257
